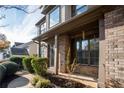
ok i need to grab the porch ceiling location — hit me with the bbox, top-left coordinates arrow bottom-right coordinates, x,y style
33,6 -> 115,42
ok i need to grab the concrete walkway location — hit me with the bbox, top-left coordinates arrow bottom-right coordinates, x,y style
7,73 -> 34,88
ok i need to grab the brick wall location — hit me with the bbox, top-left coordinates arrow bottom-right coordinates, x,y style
104,6 -> 124,87
74,65 -> 98,78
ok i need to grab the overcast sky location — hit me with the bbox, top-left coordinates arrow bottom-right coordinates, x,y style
0,5 -> 42,46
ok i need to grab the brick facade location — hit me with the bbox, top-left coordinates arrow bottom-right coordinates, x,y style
58,35 -> 70,73
104,6 -> 124,87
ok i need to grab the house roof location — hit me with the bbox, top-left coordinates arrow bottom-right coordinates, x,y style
41,5 -> 56,14
10,47 -> 29,55
15,41 -> 33,48
13,42 -> 24,46
35,16 -> 46,26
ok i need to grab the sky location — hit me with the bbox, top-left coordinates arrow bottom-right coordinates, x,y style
0,5 -> 43,46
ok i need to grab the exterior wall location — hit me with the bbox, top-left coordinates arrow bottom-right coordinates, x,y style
28,42 -> 38,56
58,35 -> 70,73
74,65 -> 98,78
61,5 -> 72,22
104,6 -> 124,87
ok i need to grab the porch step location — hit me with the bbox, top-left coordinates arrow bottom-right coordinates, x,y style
59,73 -> 97,88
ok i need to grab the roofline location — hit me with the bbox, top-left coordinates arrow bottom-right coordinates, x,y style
15,41 -> 33,48
35,16 -> 46,26
41,5 -> 56,14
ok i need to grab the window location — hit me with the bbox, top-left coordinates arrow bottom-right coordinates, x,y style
41,22 -> 46,34
49,7 -> 60,28
41,46 -> 46,58
90,39 -> 99,65
75,38 -> 99,66
76,39 -> 89,64
72,5 -> 88,16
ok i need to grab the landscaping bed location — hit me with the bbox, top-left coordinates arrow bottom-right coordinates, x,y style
44,73 -> 87,88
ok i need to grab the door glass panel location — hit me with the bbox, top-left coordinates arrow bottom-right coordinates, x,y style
90,38 -> 99,65
82,40 -> 89,64
76,39 -> 89,64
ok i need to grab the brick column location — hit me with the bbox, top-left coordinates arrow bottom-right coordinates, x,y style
104,6 -> 124,87
58,35 -> 70,73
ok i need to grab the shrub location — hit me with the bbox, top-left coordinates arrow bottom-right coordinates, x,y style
31,75 -> 50,88
1,61 -> 19,76
31,58 -> 48,76
0,65 -> 7,84
31,75 -> 39,86
22,57 -> 34,73
10,56 -> 24,69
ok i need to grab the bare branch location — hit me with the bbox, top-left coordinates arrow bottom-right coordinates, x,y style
0,15 -> 5,20
0,5 -> 40,14
0,24 -> 9,28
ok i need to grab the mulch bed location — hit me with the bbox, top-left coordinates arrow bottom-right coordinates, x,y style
44,73 -> 87,88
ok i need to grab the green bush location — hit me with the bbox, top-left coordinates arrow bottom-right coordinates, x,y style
22,57 -> 34,73
0,65 -> 7,84
10,56 -> 24,69
31,75 -> 39,86
2,61 -> 19,76
31,75 -> 50,88
31,58 -> 48,76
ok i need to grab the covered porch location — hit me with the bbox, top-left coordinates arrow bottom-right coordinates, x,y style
33,6 -> 113,83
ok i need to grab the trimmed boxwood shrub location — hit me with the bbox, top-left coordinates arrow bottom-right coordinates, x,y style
2,61 -> 19,76
31,58 -> 48,76
0,64 -> 7,84
31,75 -> 51,88
10,56 -> 24,69
22,57 -> 34,73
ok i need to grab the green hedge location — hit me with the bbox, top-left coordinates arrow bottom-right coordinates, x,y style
22,57 -> 34,73
2,61 -> 19,76
31,58 -> 48,76
10,57 -> 24,69
0,61 -> 19,84
0,65 -> 7,84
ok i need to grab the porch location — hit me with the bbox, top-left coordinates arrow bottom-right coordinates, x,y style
33,6 -> 113,86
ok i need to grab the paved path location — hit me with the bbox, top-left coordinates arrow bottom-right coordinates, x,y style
7,74 -> 34,88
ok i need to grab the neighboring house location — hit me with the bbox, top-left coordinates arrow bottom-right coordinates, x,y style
33,5 -> 124,87
15,41 -> 38,56
10,42 -> 29,57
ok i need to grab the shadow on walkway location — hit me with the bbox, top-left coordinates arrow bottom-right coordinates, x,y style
0,74 -> 29,88
7,76 -> 29,88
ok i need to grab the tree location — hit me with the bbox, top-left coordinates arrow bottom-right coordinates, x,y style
0,33 -> 10,51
